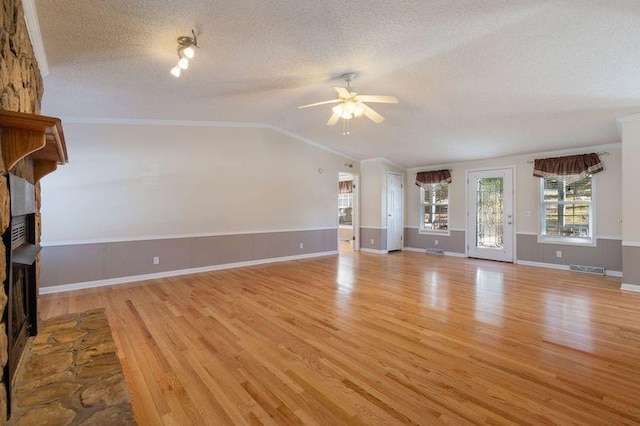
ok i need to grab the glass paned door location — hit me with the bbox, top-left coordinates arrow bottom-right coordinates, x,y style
467,169 -> 514,262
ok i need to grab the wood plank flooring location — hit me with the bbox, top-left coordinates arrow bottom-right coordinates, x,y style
39,251 -> 640,425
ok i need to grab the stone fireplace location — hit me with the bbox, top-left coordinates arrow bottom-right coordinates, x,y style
1,0 -> 68,422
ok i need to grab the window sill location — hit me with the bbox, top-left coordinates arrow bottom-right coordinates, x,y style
419,229 -> 450,236
537,235 -> 596,247
339,225 -> 353,229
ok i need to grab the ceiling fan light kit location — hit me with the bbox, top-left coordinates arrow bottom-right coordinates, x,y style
170,30 -> 198,78
298,72 -> 398,134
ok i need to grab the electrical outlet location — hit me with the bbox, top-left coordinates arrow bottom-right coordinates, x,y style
153,256 -> 160,265
370,239 -> 375,245
556,251 -> 562,258
434,240 -> 438,245
299,242 -> 304,249
525,210 -> 531,217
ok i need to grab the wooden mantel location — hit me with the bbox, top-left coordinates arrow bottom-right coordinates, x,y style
0,110 -> 68,182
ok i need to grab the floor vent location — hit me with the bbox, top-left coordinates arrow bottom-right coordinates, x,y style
425,248 -> 445,255
569,264 -> 605,275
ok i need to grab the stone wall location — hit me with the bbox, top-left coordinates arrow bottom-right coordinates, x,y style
0,0 -> 43,423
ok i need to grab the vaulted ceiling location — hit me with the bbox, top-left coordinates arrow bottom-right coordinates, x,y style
35,0 -> 640,168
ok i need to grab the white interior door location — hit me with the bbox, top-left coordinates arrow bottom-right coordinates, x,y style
387,172 -> 403,251
467,168 -> 514,262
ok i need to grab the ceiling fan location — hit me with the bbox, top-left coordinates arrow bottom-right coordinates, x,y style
298,73 -> 398,129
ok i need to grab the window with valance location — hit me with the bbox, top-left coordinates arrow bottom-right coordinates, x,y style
534,153 -> 603,245
416,170 -> 451,233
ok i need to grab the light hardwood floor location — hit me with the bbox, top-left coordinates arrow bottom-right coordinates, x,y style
40,251 -> 640,425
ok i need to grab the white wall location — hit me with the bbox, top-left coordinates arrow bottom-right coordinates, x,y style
622,119 -> 640,242
406,144 -> 622,238
360,158 -> 404,229
40,122 -> 356,243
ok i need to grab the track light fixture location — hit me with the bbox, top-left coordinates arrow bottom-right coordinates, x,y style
170,30 -> 198,78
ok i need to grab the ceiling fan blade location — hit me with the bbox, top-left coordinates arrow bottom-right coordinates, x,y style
355,95 -> 398,104
298,99 -> 341,109
360,102 -> 385,124
333,86 -> 351,98
327,112 -> 341,126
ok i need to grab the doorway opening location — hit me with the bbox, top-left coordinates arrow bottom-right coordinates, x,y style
338,173 -> 358,252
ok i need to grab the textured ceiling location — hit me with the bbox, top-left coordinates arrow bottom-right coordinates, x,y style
35,0 -> 640,167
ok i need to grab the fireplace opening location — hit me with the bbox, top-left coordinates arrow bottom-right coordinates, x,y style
2,174 -> 39,418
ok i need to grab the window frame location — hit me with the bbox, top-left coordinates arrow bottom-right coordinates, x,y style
419,183 -> 450,235
537,175 -> 596,246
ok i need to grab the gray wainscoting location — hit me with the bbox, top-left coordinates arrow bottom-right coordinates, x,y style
517,234 -> 622,271
403,228 -> 466,254
360,228 -> 387,251
623,245 -> 640,285
41,229 -> 338,288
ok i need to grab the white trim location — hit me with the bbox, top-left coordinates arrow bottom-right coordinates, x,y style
402,247 -> 466,257
621,283 -> 640,293
536,236 -> 597,247
622,241 -> 640,247
41,227 -> 337,247
360,226 -> 387,230
616,113 -> 640,124
360,248 -> 388,255
22,0 -> 49,76
62,117 -> 357,161
518,232 -> 622,241
516,260 -> 622,277
360,157 -> 406,170
596,235 -> 622,241
402,247 -> 424,253
445,251 -> 466,258
39,251 -> 338,295
516,260 -> 568,271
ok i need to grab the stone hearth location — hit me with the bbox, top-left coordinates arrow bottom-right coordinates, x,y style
8,309 -> 135,425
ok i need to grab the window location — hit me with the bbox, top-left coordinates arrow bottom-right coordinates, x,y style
338,192 -> 353,226
420,183 -> 448,232
540,175 -> 594,244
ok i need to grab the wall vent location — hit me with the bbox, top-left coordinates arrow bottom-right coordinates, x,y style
569,264 -> 605,275
425,248 -> 445,255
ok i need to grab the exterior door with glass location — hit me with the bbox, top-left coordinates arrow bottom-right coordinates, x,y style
467,168 -> 514,262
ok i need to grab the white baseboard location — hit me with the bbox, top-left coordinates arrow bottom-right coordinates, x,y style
516,260 -> 622,277
39,251 -> 338,295
444,251 -> 466,258
360,248 -> 388,254
402,247 -> 423,253
621,283 -> 640,293
403,247 -> 465,258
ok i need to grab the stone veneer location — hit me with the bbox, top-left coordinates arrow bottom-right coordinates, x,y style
1,0 -> 45,422
9,309 -> 135,425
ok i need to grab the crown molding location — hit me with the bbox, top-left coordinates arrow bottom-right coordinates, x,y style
61,116 -> 357,161
617,113 -> 640,137
22,0 -> 49,77
360,157 -> 406,170
616,113 -> 640,124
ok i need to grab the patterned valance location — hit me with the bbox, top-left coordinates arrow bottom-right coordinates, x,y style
339,180 -> 353,194
415,169 -> 452,188
533,153 -> 603,183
